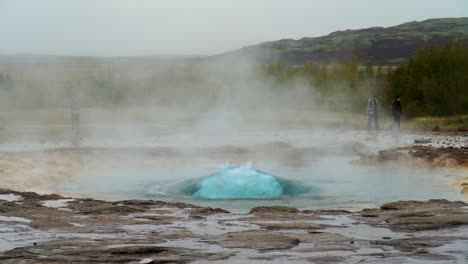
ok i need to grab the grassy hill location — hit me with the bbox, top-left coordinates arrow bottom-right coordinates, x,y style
217,17 -> 468,65
3,18 -> 467,67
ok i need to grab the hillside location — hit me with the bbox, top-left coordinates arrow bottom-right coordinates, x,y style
217,17 -> 468,65
1,18 -> 467,67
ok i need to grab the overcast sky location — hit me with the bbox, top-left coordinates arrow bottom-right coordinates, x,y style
0,0 -> 467,56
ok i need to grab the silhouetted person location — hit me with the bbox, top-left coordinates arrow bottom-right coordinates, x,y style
367,95 -> 379,130
71,96 -> 80,132
392,96 -> 403,129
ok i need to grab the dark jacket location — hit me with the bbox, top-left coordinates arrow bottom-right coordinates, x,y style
392,100 -> 402,116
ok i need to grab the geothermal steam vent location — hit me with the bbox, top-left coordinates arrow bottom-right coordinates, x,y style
180,163 -> 312,199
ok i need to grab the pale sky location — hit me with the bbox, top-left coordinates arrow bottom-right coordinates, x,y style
0,0 -> 467,56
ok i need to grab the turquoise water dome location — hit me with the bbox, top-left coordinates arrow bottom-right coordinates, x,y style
181,162 -> 312,199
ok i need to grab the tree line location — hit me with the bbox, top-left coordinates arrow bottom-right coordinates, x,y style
263,41 -> 468,117
386,41 -> 468,117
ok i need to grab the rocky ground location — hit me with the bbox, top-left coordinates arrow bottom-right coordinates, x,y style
0,189 -> 467,263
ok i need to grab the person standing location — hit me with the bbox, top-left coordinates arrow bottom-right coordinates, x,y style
392,96 -> 403,129
71,96 -> 80,132
367,95 -> 379,130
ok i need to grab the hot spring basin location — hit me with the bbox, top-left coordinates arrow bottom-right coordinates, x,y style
178,163 -> 312,199
59,156 -> 462,211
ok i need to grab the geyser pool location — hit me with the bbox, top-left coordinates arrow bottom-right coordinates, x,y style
178,162 -> 312,199
57,156 -> 462,212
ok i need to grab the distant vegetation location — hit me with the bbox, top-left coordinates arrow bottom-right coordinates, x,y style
261,55 -> 384,113
262,41 -> 468,117
387,41 -> 468,117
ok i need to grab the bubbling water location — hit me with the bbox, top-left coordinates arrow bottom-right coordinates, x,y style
179,162 -> 312,199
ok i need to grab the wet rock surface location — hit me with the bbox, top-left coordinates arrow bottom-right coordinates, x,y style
356,199 -> 468,232
217,230 -> 300,250
1,190 -> 468,263
357,145 -> 468,168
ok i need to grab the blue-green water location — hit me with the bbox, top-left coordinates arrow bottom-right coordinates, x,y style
56,156 -> 462,212
178,162 -> 312,199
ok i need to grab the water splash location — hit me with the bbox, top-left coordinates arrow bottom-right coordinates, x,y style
182,162 -> 311,199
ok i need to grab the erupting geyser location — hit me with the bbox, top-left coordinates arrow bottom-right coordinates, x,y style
180,162 -> 312,199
